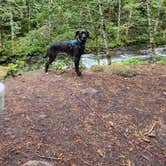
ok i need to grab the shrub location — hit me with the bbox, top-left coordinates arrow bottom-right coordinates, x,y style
51,56 -> 71,74
13,25 -> 50,56
6,60 -> 26,77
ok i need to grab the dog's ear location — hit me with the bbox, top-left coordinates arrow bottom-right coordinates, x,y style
75,31 -> 79,38
86,30 -> 89,38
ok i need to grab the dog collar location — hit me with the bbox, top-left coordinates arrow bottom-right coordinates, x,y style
67,40 -> 77,45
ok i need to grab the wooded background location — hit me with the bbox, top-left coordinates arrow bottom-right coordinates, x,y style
0,0 -> 166,64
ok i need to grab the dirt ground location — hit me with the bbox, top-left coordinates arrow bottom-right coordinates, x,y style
0,64 -> 166,166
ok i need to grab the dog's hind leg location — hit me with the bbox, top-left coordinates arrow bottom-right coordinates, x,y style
45,54 -> 56,73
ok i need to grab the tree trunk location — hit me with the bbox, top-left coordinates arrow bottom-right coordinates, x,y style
163,29 -> 166,38
146,0 -> 156,60
154,0 -> 162,33
0,19 -> 2,48
117,0 -> 121,42
8,0 -> 14,50
87,2 -> 100,62
48,0 -> 51,41
126,10 -> 132,37
28,0 -> 31,32
98,0 -> 110,57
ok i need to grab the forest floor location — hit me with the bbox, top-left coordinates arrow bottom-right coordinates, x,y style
0,64 -> 166,166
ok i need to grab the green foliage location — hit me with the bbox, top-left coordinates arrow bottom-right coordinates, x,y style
122,58 -> 149,64
6,60 -> 26,77
51,56 -> 71,73
6,63 -> 18,77
0,66 -> 8,80
13,26 -> 50,56
156,57 -> 166,64
0,0 -> 165,70
122,57 -> 166,65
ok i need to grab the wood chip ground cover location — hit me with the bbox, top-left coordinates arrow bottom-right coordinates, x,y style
0,64 -> 166,166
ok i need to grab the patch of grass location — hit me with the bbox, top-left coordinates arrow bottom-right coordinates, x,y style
122,58 -> 149,65
0,66 -> 8,79
122,56 -> 166,65
110,64 -> 137,77
91,65 -> 105,72
51,56 -> 72,74
156,57 -> 166,64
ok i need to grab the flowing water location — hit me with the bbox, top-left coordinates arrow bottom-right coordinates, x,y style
82,46 -> 166,68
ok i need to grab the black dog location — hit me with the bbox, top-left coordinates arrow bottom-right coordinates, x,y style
44,29 -> 89,76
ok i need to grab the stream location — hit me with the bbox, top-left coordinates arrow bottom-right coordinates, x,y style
82,46 -> 166,68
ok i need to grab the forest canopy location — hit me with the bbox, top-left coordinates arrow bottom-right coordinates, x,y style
0,0 -> 166,64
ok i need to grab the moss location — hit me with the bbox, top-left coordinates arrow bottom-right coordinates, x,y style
91,65 -> 105,72
110,64 -> 137,77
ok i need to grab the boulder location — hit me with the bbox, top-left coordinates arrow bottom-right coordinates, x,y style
23,160 -> 52,166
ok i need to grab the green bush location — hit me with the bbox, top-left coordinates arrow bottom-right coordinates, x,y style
50,56 -> 71,73
6,63 -> 18,77
6,60 -> 26,77
13,25 -> 50,56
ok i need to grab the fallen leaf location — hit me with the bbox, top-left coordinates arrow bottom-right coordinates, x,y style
142,137 -> 150,143
97,149 -> 104,157
147,131 -> 156,138
108,121 -> 114,127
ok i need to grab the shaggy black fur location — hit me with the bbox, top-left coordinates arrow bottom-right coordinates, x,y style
44,29 -> 89,76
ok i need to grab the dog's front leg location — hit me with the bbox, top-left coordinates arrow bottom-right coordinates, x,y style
74,55 -> 81,76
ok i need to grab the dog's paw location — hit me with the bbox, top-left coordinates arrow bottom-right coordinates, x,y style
77,71 -> 82,77
46,72 -> 48,75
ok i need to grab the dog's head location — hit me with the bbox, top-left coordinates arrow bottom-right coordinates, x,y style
75,29 -> 89,42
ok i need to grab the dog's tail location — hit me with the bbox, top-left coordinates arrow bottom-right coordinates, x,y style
43,50 -> 48,58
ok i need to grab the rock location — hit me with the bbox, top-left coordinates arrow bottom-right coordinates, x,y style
22,160 -> 52,166
0,82 -> 5,112
81,87 -> 98,96
39,114 -> 48,119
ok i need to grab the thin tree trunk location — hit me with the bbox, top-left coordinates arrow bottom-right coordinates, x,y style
87,2 -> 100,63
163,29 -> 166,38
8,0 -> 14,50
0,19 -> 2,48
146,0 -> 156,60
48,0 -> 51,41
28,0 -> 31,32
117,0 -> 121,42
154,0 -> 162,33
126,10 -> 132,37
98,0 -> 110,57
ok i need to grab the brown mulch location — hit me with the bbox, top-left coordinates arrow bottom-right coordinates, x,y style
0,64 -> 166,166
